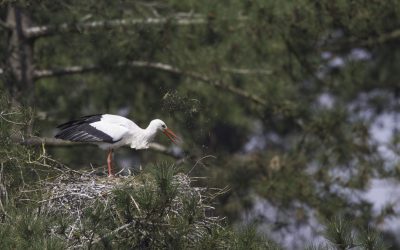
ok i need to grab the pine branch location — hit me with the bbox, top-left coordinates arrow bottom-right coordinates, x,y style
34,61 -> 267,106
321,28 -> 400,51
25,15 -> 206,39
15,136 -> 183,159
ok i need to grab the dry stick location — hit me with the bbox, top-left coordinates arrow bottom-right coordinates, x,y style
34,61 -> 267,106
25,15 -> 249,39
85,221 -> 136,248
221,67 -> 272,75
187,155 -> 216,175
0,163 -> 12,219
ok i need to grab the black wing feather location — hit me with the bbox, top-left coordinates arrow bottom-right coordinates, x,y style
55,114 -> 116,143
56,114 -> 103,129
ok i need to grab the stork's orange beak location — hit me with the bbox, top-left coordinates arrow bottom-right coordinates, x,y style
163,128 -> 179,144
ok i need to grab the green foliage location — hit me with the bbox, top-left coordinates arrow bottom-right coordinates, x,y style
325,216 -> 355,249
0,94 -> 57,207
232,225 -> 279,250
0,207 -> 67,250
357,228 -> 388,250
322,216 -> 388,250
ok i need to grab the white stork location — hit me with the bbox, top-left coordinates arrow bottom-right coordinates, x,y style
55,114 -> 179,176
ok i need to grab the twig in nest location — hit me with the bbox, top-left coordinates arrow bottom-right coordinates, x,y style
187,155 -> 216,175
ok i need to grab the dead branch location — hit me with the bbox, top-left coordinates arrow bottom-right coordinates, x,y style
25,16 -> 206,39
16,136 -> 184,159
34,61 -> 267,106
33,65 -> 100,78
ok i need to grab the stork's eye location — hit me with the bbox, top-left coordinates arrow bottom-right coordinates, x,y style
161,124 -> 166,129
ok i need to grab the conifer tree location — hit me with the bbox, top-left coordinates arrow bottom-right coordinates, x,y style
1,0 -> 399,247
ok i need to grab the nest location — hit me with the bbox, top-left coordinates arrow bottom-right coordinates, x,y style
41,172 -> 113,217
33,168 -> 223,248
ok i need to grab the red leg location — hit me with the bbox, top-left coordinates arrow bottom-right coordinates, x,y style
107,149 -> 114,177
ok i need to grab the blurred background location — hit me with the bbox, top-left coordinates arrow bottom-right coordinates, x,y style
1,0 -> 400,248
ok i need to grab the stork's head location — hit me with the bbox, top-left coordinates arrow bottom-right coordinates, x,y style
150,119 -> 179,144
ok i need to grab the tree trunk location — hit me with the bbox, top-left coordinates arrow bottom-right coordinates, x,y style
6,5 -> 35,106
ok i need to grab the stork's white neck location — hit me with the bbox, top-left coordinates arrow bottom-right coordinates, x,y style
144,120 -> 160,142
128,119 -> 164,150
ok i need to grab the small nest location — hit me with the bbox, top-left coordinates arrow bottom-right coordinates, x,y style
33,168 -> 223,248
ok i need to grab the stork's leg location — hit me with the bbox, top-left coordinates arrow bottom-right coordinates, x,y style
107,149 -> 114,177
